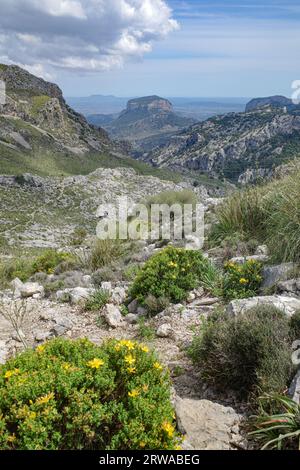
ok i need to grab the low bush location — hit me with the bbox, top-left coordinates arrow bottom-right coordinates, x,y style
90,240 -> 123,271
85,289 -> 111,311
210,168 -> 300,263
129,246 -> 219,308
189,305 -> 294,399
31,250 -> 74,275
223,259 -> 263,300
0,338 -> 181,450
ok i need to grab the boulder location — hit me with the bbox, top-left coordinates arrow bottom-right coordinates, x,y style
262,262 -> 295,289
124,313 -> 139,324
255,245 -> 269,256
111,287 -> 127,305
103,304 -> 124,328
185,235 -> 203,251
69,287 -> 94,305
10,277 -> 23,297
35,331 -> 53,342
128,299 -> 139,313
289,369 -> 300,405
156,323 -> 174,338
277,279 -> 300,295
175,397 -> 241,450
227,295 -> 300,318
50,316 -> 73,337
20,282 -> 44,298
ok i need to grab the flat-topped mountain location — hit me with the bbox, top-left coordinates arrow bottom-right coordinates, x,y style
88,95 -> 196,150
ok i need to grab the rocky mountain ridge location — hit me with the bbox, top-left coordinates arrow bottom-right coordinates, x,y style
139,103 -> 300,183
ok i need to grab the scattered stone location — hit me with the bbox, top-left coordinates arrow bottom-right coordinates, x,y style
69,287 -> 94,305
156,323 -> 174,338
35,331 -> 53,342
111,287 -> 126,305
262,262 -> 295,288
20,282 -> 44,298
103,304 -> 124,328
124,313 -> 139,324
137,306 -> 147,316
190,297 -> 219,307
128,299 -> 139,313
10,277 -> 23,297
175,396 -> 241,450
227,295 -> 300,318
51,324 -> 69,337
277,279 -> 300,295
255,245 -> 269,256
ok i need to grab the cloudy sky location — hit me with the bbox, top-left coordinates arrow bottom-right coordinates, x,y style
0,0 -> 299,97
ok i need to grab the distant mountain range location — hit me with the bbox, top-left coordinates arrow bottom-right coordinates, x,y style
67,95 -> 248,121
139,96 -> 300,183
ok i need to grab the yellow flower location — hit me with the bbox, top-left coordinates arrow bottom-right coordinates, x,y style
36,392 -> 54,406
140,441 -> 146,448
119,339 -> 135,350
175,445 -> 182,450
140,345 -> 149,353
7,434 -> 16,443
162,421 -> 175,438
124,354 -> 136,366
62,363 -> 71,371
127,367 -> 136,374
154,362 -> 163,371
4,369 -> 20,379
142,384 -> 149,392
239,278 -> 249,285
36,345 -> 46,353
87,358 -> 105,369
28,411 -> 37,420
128,389 -> 140,398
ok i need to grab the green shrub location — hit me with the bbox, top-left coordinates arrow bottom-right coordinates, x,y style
31,250 -> 74,275
189,306 -> 294,399
90,240 -> 123,271
249,394 -> 300,450
70,227 -> 87,246
0,338 -> 181,450
129,246 -> 218,308
210,168 -> 300,263
85,289 -> 111,311
289,310 -> 300,342
91,267 -> 120,286
0,258 -> 32,285
223,259 -> 263,300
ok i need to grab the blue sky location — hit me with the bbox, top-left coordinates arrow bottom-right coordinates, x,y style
61,0 -> 300,98
1,0 -> 300,98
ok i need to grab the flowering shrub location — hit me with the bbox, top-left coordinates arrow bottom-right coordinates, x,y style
0,338 -> 181,450
31,250 -> 74,275
129,246 -> 217,308
223,259 -> 263,300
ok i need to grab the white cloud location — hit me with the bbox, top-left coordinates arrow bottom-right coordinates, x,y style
0,0 -> 178,76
